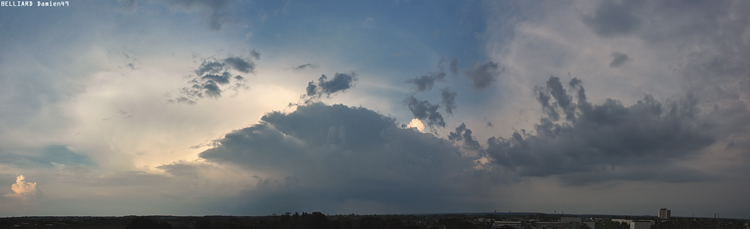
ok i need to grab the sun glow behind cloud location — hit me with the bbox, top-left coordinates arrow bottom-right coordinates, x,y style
405,118 -> 425,132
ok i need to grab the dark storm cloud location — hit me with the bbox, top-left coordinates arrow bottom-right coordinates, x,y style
582,0 -> 642,37
441,88 -> 457,115
302,73 -> 357,101
485,76 -> 715,185
293,63 -> 318,70
463,61 -> 503,90
404,96 -> 445,128
171,0 -> 232,31
173,55 -> 254,104
198,103 -> 481,214
609,52 -> 631,68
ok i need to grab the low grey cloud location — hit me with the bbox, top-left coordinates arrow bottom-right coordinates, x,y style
223,57 -> 255,73
609,52 -> 631,68
404,96 -> 445,128
582,0 -> 642,37
406,72 -> 446,92
302,73 -> 357,100
406,57 -> 452,92
463,61 -> 503,90
441,88 -> 457,115
198,103 -> 483,214
448,123 -> 481,151
173,56 -> 253,104
533,76 -> 575,122
485,76 -> 715,185
171,0 -> 232,31
250,49 -> 261,60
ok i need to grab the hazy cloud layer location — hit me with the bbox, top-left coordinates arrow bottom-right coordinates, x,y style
449,58 -> 458,75
582,0 -> 642,37
486,76 -> 715,185
171,0 -> 232,31
198,103 -> 483,214
463,61 -> 503,90
0,145 -> 95,169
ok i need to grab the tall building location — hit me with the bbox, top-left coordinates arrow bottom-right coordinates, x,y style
659,208 -> 671,220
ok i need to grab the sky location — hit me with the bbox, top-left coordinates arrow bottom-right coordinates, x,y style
0,0 -> 749,218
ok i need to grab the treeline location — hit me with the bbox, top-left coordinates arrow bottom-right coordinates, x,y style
121,212 -> 487,229
189,212 -> 484,229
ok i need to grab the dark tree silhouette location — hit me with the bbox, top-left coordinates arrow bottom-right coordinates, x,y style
125,217 -> 171,229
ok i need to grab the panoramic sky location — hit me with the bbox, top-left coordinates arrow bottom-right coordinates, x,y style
1,0 -> 749,217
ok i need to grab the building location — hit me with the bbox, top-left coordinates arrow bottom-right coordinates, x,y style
561,217 -> 581,229
613,219 -> 654,229
631,221 -> 652,229
491,221 -> 522,229
659,208 -> 671,220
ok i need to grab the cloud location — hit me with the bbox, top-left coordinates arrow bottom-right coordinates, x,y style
173,55 -> 253,104
448,123 -> 481,151
223,57 -> 255,73
404,96 -> 445,128
406,57 -> 452,92
293,63 -> 319,70
250,49 -> 261,60
0,145 -> 95,168
197,103 -> 483,214
201,72 -> 232,84
609,52 -> 632,68
5,175 -> 42,199
485,76 -> 715,185
463,61 -> 503,90
406,73 -> 446,92
302,73 -> 357,100
441,88 -> 457,115
405,118 -> 425,132
171,0 -> 232,31
450,58 -> 458,75
582,0 -> 642,37
534,76 -> 575,121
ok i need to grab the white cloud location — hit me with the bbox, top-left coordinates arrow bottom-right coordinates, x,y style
6,175 -> 42,199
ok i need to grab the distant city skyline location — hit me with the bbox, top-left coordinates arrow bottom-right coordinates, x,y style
1,0 -> 749,218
